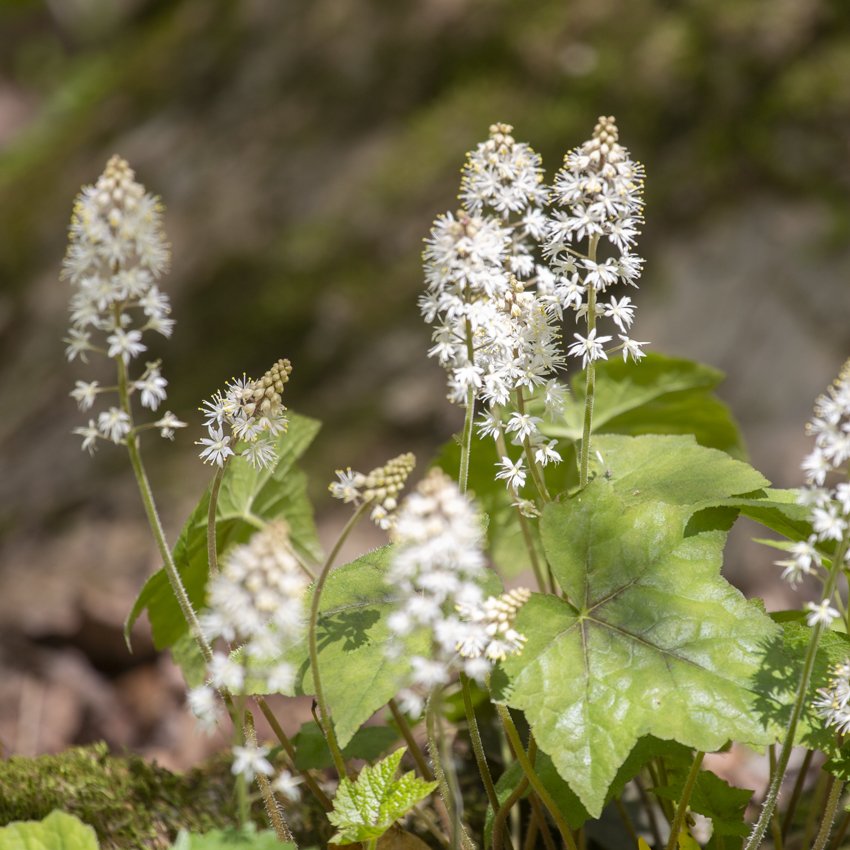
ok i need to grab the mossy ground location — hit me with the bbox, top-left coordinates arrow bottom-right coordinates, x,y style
0,743 -> 242,849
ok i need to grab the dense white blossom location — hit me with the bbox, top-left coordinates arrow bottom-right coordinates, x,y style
199,521 -> 309,698
545,115 -> 648,368
422,125 -> 574,490
63,156 -> 178,451
386,469 -> 528,709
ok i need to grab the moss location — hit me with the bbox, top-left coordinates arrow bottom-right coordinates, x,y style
0,743 -> 239,850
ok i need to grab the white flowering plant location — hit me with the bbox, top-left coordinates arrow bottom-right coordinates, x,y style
63,124 -> 850,850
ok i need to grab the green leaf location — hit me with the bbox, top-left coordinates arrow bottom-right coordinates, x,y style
493,436 -> 782,816
288,546 -> 500,747
549,353 -> 746,458
654,768 -> 752,837
292,721 -> 400,771
328,748 -> 437,845
125,413 -> 322,650
486,737 -> 691,837
288,547 -> 429,748
0,810 -> 99,850
169,826 -> 294,849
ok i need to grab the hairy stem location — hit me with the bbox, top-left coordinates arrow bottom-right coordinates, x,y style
743,538 -> 847,850
812,776 -> 844,850
426,689 -> 474,850
496,704 -> 577,850
117,355 -> 213,664
307,501 -> 371,779
388,699 -> 434,782
255,696 -> 332,811
460,673 -> 500,820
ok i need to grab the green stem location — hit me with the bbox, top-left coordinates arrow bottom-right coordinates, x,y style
828,810 -> 850,850
743,537 -> 847,850
492,774 -> 524,850
460,673 -> 500,818
663,751 -> 704,850
207,462 -> 228,577
244,712 -> 293,842
426,690 -> 474,850
812,776 -> 844,850
388,699 -> 434,782
496,704 -> 578,850
308,501 -> 371,779
255,696 -> 332,811
459,386 -> 476,496
527,794 -> 557,850
579,236 -> 599,489
514,391 -> 551,503
117,356 -> 213,664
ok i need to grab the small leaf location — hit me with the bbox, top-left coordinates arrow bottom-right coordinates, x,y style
125,413 -> 321,650
0,810 -> 100,850
677,831 -> 700,850
328,748 -> 437,845
169,826 -> 294,848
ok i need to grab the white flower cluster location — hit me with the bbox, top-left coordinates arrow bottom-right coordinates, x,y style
329,452 -> 416,529
545,115 -> 648,368
386,469 -> 528,715
64,156 -> 186,451
198,358 -> 292,470
813,659 -> 850,736
422,119 -> 650,494
456,587 -> 530,663
189,521 -> 309,730
776,360 -> 850,626
229,743 -> 302,801
777,361 -> 850,627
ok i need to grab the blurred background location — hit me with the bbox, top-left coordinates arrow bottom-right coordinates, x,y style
2,0 -> 850,770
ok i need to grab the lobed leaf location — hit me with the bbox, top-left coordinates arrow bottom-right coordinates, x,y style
493,435 -> 784,815
327,748 -> 437,845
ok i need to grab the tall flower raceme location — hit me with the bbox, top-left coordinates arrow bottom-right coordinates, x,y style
385,468 -> 529,716
544,115 -> 648,369
744,360 -> 850,850
197,358 -> 292,470
329,452 -> 416,529
64,155 -> 186,450
422,125 -> 568,495
189,520 -> 310,730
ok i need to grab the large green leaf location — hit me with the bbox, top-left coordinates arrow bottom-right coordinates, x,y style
493,436 -> 783,815
0,811 -> 99,850
548,353 -> 745,458
286,546 -> 501,747
290,547 -> 429,748
125,413 -> 322,650
292,720 -> 400,771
